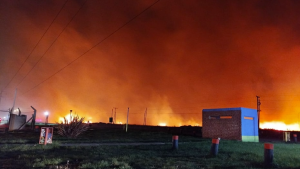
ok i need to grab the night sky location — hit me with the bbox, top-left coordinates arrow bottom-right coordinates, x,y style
1,0 -> 300,128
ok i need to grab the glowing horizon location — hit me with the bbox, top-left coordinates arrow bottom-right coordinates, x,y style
55,113 -> 300,131
2,1 -> 300,130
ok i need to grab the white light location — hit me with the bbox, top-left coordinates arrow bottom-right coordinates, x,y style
158,123 -> 167,126
44,111 -> 49,116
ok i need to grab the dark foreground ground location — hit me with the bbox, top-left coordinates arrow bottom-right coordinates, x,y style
0,123 -> 300,169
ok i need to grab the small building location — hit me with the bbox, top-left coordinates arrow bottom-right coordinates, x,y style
202,107 -> 259,142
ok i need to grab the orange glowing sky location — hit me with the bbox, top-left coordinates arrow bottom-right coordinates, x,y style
1,0 -> 300,129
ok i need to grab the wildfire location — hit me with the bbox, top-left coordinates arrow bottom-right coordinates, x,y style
58,114 -> 73,123
260,122 -> 300,131
158,123 -> 167,126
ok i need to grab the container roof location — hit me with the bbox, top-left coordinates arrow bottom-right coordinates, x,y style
202,107 -> 256,112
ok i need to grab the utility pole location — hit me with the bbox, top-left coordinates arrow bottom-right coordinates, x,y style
126,107 -> 129,132
114,107 -> 117,123
70,110 -> 72,122
0,90 -> 3,106
144,108 -> 147,125
0,90 -> 6,107
11,89 -> 17,115
31,106 -> 36,130
256,96 -> 261,129
8,89 -> 18,130
45,112 -> 49,125
0,90 -> 5,111
111,109 -> 114,124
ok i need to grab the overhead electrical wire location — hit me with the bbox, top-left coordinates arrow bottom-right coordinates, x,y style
22,0 -> 161,95
2,0 -> 69,91
17,0 -> 88,88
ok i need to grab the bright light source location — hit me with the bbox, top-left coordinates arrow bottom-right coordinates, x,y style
158,123 -> 167,126
44,111 -> 49,116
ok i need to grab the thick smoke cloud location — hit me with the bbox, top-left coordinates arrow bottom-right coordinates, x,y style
1,0 -> 300,126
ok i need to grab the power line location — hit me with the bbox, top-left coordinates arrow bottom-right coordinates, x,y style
2,0 -> 69,91
17,0 -> 87,88
21,0 -> 160,95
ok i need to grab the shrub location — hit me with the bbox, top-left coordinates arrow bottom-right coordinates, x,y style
57,115 -> 89,138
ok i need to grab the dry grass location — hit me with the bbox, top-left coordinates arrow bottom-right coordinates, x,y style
56,115 -> 89,139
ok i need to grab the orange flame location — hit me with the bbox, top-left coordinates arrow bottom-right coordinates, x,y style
158,123 -> 167,126
58,114 -> 92,124
58,114 -> 73,123
260,122 -> 300,131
